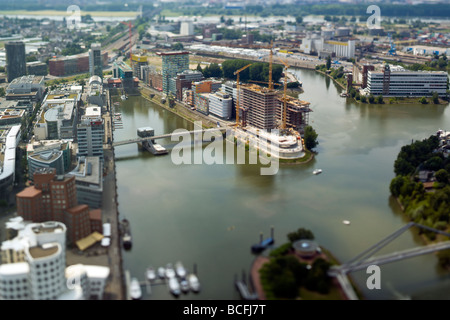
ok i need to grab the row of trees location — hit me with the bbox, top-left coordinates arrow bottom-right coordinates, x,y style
218,59 -> 283,84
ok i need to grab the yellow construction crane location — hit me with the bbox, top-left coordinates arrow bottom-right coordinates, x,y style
234,63 -> 252,127
277,57 -> 290,130
266,40 -> 274,91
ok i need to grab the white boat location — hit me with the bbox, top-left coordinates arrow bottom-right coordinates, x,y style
130,278 -> 142,300
313,169 -> 322,175
168,277 -> 181,296
165,263 -> 176,279
187,274 -> 200,293
175,261 -> 187,278
157,267 -> 165,279
343,220 -> 351,225
180,278 -> 189,293
146,267 -> 156,282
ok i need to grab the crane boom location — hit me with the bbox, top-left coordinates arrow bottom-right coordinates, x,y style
277,57 -> 290,130
234,64 -> 252,127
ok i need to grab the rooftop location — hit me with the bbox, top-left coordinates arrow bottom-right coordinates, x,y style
16,186 -> 41,198
0,262 -> 29,276
28,243 -> 59,259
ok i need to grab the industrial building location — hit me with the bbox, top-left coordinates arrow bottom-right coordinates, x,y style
300,31 -> 356,58
366,64 -> 448,97
157,51 -> 190,94
26,61 -> 48,76
5,41 -> 26,83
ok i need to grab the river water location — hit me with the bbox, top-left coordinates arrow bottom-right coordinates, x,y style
113,68 -> 450,300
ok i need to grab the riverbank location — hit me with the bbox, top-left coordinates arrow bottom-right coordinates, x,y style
140,86 -> 217,129
315,69 -> 346,91
279,149 -> 315,165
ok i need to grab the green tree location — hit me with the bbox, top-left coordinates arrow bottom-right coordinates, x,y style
361,95 -> 367,103
172,42 -> 184,51
304,126 -> 319,150
377,95 -> 384,104
287,228 -> 315,242
419,96 -> 428,104
295,16 -> 303,24
196,63 -> 202,73
0,87 -> 5,97
368,94 -> 375,104
435,169 -> 448,183
432,91 -> 439,104
326,56 -> 331,70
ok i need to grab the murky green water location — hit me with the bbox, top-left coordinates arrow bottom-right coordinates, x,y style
114,68 -> 450,300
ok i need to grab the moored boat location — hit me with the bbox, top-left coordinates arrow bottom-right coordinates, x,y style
146,267 -> 156,282
130,277 -> 142,300
168,277 -> 181,296
187,273 -> 201,293
165,263 -> 176,279
157,267 -> 165,279
175,261 -> 186,278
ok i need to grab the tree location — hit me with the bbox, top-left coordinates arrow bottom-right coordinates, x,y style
368,94 -> 375,104
295,16 -> 303,24
377,95 -> 384,104
432,91 -> 439,104
304,126 -> 319,150
203,63 -> 222,78
419,96 -> 428,104
0,87 -> 5,97
435,169 -> 449,184
196,63 -> 202,73
326,56 -> 331,70
361,95 -> 367,103
172,42 -> 184,51
287,228 -> 315,242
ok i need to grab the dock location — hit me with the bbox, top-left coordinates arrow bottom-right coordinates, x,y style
137,127 -> 168,155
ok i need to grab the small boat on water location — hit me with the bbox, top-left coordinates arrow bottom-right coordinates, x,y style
187,274 -> 200,293
175,261 -> 186,278
165,263 -> 176,279
168,277 -> 181,297
343,220 -> 351,225
146,267 -> 156,282
121,219 -> 132,250
313,169 -> 322,175
157,267 -> 165,279
130,278 -> 142,300
180,278 -> 189,293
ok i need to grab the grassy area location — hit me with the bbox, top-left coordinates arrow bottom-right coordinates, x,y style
280,149 -> 314,165
0,10 -> 136,17
160,9 -> 183,17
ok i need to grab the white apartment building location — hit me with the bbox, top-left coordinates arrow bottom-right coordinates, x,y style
77,117 -> 104,162
0,218 -> 110,300
209,91 -> 233,120
366,64 -> 448,97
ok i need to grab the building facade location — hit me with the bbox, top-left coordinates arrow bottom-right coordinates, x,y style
77,118 -> 104,162
366,64 -> 448,97
6,42 -> 26,83
89,43 -> 103,78
209,91 -> 233,119
241,85 -> 278,130
157,51 -> 189,94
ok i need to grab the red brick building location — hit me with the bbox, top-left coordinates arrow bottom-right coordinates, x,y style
64,204 -> 92,244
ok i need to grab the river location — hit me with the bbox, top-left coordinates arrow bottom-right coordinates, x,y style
113,68 -> 450,300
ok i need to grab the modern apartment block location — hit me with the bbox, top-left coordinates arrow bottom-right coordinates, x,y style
131,54 -> 148,80
0,126 -> 20,202
27,140 -> 71,180
89,43 -> 103,78
240,84 -> 278,130
68,156 -> 103,209
209,91 -> 233,120
77,117 -> 104,162
172,70 -> 204,100
157,51 -> 189,94
5,41 -> 26,83
366,64 -> 448,97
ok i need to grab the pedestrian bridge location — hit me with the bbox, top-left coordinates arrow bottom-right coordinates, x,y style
328,222 -> 450,300
112,127 -> 227,147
